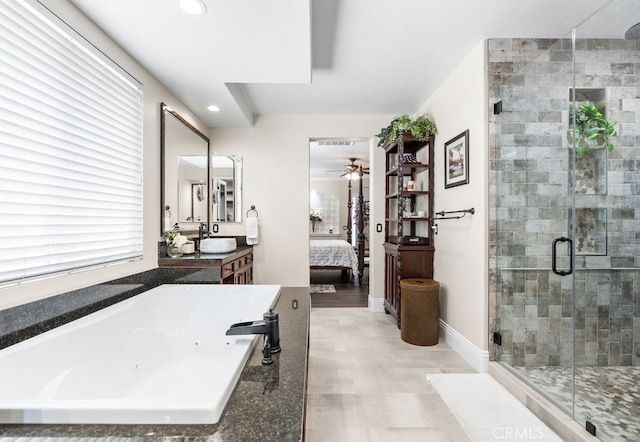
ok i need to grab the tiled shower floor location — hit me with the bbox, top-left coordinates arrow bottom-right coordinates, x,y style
512,366 -> 640,442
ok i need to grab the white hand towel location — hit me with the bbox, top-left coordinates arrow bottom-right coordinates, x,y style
246,217 -> 259,245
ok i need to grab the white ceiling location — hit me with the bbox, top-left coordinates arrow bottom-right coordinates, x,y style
68,0 -> 633,180
68,0 -> 618,129
309,140 -> 370,181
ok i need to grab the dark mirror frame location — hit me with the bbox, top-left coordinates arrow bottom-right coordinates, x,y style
160,102 -> 211,235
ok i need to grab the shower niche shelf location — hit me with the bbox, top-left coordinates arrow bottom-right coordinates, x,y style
568,88 -> 610,256
572,88 -> 605,103
570,207 -> 607,256
569,88 -> 609,196
574,149 -> 607,195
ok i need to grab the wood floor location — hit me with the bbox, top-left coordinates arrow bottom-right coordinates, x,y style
310,268 -> 368,308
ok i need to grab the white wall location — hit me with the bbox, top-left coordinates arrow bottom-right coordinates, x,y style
369,137 -> 387,307
0,0 -> 207,310
210,114 -> 392,286
416,41 -> 489,358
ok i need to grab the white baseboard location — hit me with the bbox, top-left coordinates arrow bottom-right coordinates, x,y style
439,319 -> 489,373
368,296 -> 385,312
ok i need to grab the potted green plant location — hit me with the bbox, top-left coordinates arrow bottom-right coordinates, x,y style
376,114 -> 437,147
568,103 -> 617,155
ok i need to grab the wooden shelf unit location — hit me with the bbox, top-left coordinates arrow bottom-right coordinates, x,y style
383,133 -> 435,326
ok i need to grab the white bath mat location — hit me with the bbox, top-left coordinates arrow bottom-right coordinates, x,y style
310,284 -> 336,294
427,373 -> 562,442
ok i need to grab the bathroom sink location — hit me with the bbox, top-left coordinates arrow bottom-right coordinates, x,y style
200,238 -> 237,254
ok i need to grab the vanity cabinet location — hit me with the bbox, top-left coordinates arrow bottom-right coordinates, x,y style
221,250 -> 253,284
383,133 -> 435,326
158,247 -> 253,285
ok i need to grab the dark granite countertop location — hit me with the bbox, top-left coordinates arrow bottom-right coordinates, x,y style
158,245 -> 253,267
0,287 -> 310,441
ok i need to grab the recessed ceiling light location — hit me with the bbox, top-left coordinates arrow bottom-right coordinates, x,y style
207,105 -> 220,112
177,0 -> 207,16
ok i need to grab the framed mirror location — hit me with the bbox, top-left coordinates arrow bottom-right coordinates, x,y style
161,103 -> 210,234
211,155 -> 243,223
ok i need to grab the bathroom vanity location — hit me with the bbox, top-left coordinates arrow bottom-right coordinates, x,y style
158,243 -> 253,284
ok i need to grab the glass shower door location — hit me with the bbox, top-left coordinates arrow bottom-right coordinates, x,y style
570,3 -> 640,439
490,35 -> 577,417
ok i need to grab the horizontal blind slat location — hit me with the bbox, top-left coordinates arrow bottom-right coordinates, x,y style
0,0 -> 143,286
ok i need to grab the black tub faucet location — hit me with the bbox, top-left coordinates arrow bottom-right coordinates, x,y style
226,310 -> 280,365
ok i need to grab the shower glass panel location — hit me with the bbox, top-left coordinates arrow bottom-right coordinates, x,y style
490,36 -> 577,417
491,1 -> 640,439
571,3 -> 640,440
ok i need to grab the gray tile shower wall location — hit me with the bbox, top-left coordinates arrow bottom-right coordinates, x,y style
488,38 -> 640,367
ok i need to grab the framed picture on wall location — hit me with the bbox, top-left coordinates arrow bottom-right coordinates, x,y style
444,130 -> 469,189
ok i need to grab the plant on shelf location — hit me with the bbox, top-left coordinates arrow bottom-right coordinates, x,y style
376,114 -> 437,147
309,208 -> 323,232
568,103 -> 617,155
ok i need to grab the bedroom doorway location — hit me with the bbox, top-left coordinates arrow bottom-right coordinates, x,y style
309,139 -> 370,307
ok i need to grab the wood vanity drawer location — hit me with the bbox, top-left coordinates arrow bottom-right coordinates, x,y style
221,262 -> 235,277
221,254 -> 250,278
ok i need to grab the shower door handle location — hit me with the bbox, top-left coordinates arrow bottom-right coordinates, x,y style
552,237 -> 573,276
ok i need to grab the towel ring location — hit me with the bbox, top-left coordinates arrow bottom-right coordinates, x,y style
247,205 -> 259,218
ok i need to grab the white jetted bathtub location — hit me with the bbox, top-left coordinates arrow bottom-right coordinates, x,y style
0,284 -> 281,424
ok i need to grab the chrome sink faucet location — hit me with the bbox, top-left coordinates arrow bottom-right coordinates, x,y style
226,310 -> 280,365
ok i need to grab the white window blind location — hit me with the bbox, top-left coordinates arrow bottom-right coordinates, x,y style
0,0 -> 143,285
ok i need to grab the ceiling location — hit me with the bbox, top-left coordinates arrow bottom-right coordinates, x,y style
68,0 -> 631,179
68,0 -> 619,129
309,140 -> 370,181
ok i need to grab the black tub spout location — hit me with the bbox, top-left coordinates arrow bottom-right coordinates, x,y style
226,310 -> 280,364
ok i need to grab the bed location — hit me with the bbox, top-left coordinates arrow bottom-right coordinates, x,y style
309,162 -> 368,281
310,240 -> 359,278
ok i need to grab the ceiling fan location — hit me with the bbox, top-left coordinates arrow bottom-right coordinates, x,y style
341,158 -> 369,178
325,158 -> 370,178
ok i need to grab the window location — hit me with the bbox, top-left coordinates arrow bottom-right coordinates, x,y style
0,0 -> 143,285
310,190 -> 339,234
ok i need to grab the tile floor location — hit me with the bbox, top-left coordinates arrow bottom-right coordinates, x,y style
513,366 -> 640,442
305,308 -> 478,441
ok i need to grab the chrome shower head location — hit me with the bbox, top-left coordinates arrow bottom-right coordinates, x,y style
625,21 -> 640,40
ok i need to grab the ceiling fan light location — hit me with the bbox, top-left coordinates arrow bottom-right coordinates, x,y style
177,0 -> 207,16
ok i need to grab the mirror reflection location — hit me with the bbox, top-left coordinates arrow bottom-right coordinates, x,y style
212,155 -> 242,223
178,156 -> 207,223
161,104 -> 210,234
161,104 -> 243,234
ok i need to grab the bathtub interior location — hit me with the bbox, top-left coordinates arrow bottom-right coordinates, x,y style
0,284 -> 281,424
